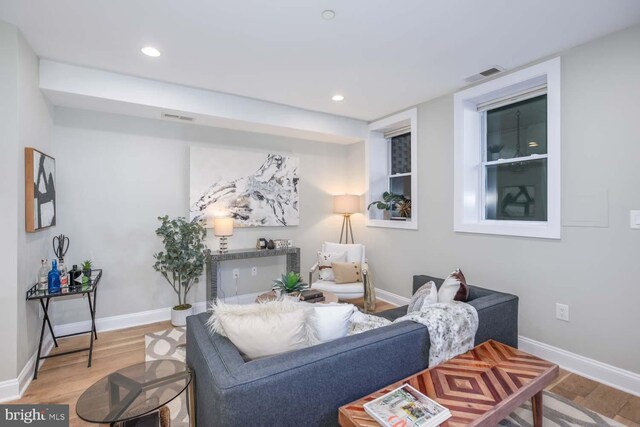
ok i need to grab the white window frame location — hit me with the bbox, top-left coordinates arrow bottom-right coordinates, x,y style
365,108 -> 418,230
453,57 -> 561,239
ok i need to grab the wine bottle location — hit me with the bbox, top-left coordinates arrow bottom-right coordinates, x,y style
48,259 -> 61,293
59,258 -> 69,293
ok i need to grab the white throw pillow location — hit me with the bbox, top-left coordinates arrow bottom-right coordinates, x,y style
407,281 -> 438,312
317,251 -> 346,281
207,300 -> 316,359
438,269 -> 469,303
306,303 -> 356,343
323,242 -> 363,263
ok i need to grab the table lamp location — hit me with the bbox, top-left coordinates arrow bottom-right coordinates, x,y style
214,217 -> 234,253
333,195 -> 360,244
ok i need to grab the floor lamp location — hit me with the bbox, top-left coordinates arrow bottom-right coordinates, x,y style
333,195 -> 360,244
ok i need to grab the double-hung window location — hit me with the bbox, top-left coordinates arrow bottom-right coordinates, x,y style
454,58 -> 560,238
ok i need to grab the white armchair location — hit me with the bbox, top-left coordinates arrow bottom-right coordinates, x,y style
309,242 -> 375,311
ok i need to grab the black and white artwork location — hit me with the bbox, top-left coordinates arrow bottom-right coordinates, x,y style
190,147 -> 299,226
26,148 -> 56,232
500,185 -> 535,218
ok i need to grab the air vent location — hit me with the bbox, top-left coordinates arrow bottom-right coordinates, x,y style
464,65 -> 505,83
161,112 -> 195,122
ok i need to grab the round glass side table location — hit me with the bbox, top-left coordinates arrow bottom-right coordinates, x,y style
76,360 -> 194,426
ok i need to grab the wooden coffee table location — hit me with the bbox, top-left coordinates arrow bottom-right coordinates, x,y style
339,340 -> 558,427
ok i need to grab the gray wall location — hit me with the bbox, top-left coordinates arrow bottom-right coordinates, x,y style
50,108 -> 350,324
349,24 -> 640,374
0,20 -> 54,381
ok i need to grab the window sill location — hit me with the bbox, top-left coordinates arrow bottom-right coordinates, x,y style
366,219 -> 418,230
454,221 -> 560,239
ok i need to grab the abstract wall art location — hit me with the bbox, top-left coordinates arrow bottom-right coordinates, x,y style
25,147 -> 56,232
190,146 -> 299,227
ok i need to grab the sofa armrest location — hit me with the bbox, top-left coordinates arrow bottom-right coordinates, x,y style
468,292 -> 519,348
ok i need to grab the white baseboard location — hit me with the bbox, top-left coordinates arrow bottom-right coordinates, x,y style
519,336 -> 640,397
0,336 -> 54,403
376,287 -> 640,397
375,288 -> 410,306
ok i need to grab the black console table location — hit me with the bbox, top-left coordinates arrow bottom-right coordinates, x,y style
25,269 -> 102,380
206,248 -> 300,301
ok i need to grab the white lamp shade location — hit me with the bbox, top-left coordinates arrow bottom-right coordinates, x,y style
213,217 -> 234,237
333,195 -> 360,214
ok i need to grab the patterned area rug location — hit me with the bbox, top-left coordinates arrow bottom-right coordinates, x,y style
145,327 -> 188,426
145,328 -> 623,427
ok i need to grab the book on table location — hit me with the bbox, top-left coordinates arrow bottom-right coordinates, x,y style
300,289 -> 323,301
363,384 -> 451,427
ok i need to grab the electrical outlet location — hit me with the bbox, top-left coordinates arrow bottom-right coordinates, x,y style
251,266 -> 258,276
232,268 -> 240,279
556,303 -> 569,322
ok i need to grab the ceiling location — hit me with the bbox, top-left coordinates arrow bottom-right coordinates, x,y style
1,0 -> 639,121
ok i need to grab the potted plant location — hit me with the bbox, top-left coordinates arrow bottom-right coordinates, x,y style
488,144 -> 504,161
153,215 -> 208,326
272,272 -> 308,298
367,191 -> 411,219
81,260 -> 92,279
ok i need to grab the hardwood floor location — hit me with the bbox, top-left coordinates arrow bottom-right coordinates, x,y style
11,300 -> 640,427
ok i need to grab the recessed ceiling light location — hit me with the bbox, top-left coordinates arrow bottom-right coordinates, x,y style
331,94 -> 344,102
528,141 -> 539,147
141,46 -> 161,57
321,10 -> 336,20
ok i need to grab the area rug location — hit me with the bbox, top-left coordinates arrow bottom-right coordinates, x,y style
145,327 -> 188,427
145,328 -> 623,427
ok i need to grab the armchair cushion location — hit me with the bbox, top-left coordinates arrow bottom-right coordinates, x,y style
311,280 -> 363,297
323,242 -> 365,264
332,262 -> 363,284
317,251 -> 346,281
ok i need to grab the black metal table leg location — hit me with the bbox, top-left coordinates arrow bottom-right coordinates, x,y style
92,288 -> 98,340
34,299 -> 48,380
42,298 -> 58,348
87,293 -> 96,367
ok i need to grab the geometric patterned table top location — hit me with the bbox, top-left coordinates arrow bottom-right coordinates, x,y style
339,340 -> 559,427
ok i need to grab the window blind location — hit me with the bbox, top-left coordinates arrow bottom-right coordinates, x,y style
476,85 -> 547,112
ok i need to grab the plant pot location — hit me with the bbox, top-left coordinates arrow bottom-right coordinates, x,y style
171,304 -> 193,327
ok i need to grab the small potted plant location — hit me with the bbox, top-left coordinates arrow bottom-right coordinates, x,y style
367,191 -> 411,220
272,272 -> 308,299
488,144 -> 504,161
153,215 -> 208,326
82,260 -> 92,279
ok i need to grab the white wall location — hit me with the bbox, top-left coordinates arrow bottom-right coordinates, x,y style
50,108 -> 350,325
350,24 -> 640,374
0,20 -> 20,382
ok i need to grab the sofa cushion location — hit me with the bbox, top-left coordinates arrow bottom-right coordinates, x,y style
332,261 -> 363,283
407,280 -> 438,312
307,303 -> 356,343
317,251 -> 346,281
206,300 -> 316,359
438,269 -> 469,302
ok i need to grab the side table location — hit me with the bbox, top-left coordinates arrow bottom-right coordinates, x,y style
25,269 -> 103,380
76,360 -> 195,427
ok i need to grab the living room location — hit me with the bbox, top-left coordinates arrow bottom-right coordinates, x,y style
1,1 -> 639,426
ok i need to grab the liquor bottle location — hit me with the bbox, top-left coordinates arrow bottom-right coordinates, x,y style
48,259 -> 61,293
69,265 -> 81,289
37,259 -> 49,291
58,258 -> 69,293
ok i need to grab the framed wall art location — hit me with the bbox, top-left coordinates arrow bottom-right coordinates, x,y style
25,147 -> 56,232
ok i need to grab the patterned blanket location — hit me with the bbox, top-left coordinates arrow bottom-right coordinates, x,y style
349,302 -> 478,366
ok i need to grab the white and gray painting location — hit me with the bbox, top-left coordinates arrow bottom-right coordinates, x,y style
190,146 -> 299,226
33,150 -> 56,229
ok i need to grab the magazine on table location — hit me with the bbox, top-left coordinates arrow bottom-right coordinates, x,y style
363,384 -> 451,427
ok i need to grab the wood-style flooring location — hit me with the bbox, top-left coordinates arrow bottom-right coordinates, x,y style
11,298 -> 640,427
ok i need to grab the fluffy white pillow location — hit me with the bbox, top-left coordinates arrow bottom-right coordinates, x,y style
407,281 -> 438,312
438,269 -> 469,303
306,303 -> 356,343
207,300 -> 317,359
317,251 -> 346,281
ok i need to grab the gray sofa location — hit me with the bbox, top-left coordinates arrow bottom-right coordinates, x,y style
186,275 -> 518,427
